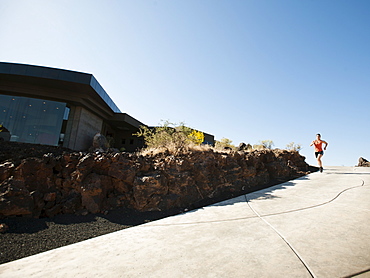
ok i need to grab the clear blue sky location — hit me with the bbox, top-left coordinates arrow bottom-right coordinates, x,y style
1,0 -> 369,166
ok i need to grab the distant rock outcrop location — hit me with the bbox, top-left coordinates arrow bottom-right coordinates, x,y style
0,142 -> 311,218
358,157 -> 370,167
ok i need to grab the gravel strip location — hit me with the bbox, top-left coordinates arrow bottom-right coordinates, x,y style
0,208 -> 178,265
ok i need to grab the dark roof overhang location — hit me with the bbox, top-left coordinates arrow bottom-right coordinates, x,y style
106,113 -> 145,131
0,62 -> 121,119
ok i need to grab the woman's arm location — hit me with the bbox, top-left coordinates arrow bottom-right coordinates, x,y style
323,141 -> 328,150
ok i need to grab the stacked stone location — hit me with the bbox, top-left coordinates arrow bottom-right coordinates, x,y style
0,148 -> 309,218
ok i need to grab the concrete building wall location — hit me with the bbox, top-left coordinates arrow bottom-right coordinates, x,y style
63,106 -> 103,150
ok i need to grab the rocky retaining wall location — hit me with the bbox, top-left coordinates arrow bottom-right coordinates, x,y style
0,148 -> 310,218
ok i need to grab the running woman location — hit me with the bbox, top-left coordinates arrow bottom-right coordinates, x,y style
310,134 -> 328,172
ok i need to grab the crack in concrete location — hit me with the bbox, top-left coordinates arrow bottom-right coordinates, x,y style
245,193 -> 316,278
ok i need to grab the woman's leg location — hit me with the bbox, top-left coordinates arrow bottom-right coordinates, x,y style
317,154 -> 323,168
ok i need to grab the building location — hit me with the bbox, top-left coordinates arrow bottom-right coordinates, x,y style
0,62 -> 214,151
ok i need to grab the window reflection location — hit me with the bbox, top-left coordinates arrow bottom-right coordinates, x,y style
0,95 -> 67,146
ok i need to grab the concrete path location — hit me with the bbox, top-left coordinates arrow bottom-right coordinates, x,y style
1,167 -> 369,278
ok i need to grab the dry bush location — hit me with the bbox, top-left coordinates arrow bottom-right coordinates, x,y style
214,138 -> 236,151
286,142 -> 302,152
138,142 -> 212,157
252,144 -> 266,150
135,121 -> 211,156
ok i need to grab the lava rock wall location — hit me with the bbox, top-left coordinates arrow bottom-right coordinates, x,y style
0,149 -> 309,218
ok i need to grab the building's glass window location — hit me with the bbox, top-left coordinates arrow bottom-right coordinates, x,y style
0,95 -> 66,146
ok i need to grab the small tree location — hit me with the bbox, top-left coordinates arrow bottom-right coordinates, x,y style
286,142 -> 302,152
